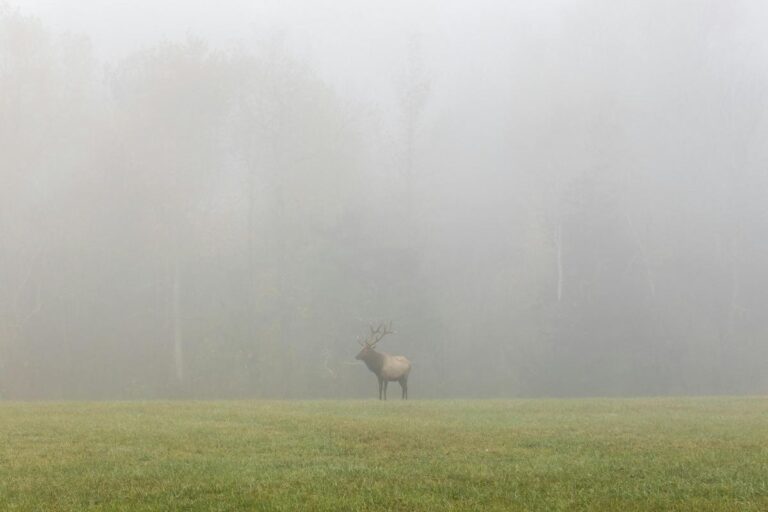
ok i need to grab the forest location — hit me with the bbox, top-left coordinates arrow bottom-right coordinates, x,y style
1,2 -> 767,399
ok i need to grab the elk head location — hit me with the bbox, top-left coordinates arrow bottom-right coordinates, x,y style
355,321 -> 394,360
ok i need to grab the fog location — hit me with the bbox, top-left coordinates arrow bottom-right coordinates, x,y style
2,1 -> 767,399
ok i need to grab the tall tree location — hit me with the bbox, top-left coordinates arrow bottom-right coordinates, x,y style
109,40 -> 232,391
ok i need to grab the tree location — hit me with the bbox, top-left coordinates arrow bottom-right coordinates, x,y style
0,8 -> 99,398
108,39 -> 233,391
230,39 -> 358,395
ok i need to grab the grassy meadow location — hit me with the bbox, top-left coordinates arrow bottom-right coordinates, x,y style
1,398 -> 767,511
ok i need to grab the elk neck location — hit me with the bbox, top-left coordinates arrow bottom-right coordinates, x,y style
360,347 -> 385,375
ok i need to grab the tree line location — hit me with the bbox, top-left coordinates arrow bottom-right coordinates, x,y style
1,5 -> 767,399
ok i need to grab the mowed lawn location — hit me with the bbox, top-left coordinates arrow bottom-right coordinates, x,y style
1,398 -> 767,511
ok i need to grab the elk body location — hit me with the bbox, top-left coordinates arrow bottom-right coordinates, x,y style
355,323 -> 411,400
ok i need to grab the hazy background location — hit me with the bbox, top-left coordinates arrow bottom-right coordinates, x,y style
2,0 -> 767,399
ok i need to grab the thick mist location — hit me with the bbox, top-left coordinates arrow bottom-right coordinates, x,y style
1,1 -> 767,399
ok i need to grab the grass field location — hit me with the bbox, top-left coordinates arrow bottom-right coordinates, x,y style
1,398 -> 767,511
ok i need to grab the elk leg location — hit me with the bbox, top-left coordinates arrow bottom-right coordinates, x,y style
383,380 -> 388,400
400,377 -> 407,400
378,377 -> 383,400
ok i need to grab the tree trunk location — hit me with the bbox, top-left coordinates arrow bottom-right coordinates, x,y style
172,257 -> 183,383
624,209 -> 656,298
555,219 -> 563,302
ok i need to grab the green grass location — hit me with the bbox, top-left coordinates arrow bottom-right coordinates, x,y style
1,398 -> 767,511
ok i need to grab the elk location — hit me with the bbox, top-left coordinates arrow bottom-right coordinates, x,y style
355,322 -> 411,400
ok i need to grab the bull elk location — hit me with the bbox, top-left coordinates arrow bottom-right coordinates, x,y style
355,322 -> 411,400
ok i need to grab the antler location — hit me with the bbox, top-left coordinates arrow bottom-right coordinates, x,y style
367,321 -> 394,347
